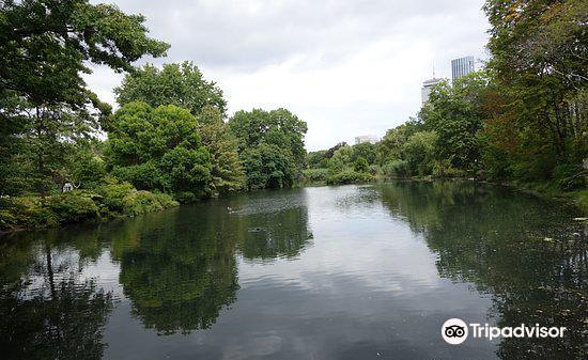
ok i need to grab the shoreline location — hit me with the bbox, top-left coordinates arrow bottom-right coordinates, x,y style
1,179 -> 585,236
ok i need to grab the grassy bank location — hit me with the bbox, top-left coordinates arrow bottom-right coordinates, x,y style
0,183 -> 178,233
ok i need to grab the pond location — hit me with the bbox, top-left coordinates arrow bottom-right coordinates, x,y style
0,182 -> 586,360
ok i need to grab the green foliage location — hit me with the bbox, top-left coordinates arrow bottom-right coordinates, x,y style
326,170 -> 373,185
106,102 -> 212,200
0,0 -> 168,196
351,142 -> 377,164
0,0 -> 168,105
377,126 -> 408,165
114,62 -> 226,116
402,131 -> 438,176
482,0 -> 587,188
69,145 -> 108,189
229,108 -> 307,190
431,159 -> 465,178
197,106 -> 244,194
306,150 -> 328,169
96,181 -> 179,217
381,160 -> 410,178
353,157 -> 369,173
552,164 -> 586,192
419,73 -> 488,174
324,142 -> 348,159
0,183 -> 179,231
44,191 -> 101,223
241,144 -> 295,189
302,168 -> 329,183
316,145 -> 374,185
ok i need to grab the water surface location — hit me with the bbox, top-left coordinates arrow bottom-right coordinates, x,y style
1,182 -> 586,359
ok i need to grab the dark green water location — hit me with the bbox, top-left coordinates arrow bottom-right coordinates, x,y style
0,182 -> 586,360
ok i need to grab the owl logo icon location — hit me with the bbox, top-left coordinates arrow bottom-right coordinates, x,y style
442,318 -> 469,345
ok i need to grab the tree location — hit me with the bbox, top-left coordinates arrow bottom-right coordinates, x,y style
324,142 -> 348,159
402,131 -> 438,176
241,143 -> 295,189
483,0 -> 587,184
351,142 -> 377,165
376,125 -> 408,165
68,141 -> 107,190
229,108 -> 307,189
115,62 -> 227,115
106,102 -> 211,201
419,72 -> 488,174
306,150 -> 328,169
0,0 -> 169,195
353,157 -> 369,173
197,106 -> 244,194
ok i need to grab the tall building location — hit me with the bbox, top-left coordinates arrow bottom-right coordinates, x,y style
355,135 -> 379,145
451,56 -> 475,81
421,77 -> 443,105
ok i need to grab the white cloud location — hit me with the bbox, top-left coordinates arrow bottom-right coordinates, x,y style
84,0 -> 490,150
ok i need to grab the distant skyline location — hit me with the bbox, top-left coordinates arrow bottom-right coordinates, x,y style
84,0 -> 490,151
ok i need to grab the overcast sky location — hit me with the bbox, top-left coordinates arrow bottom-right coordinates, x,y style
85,0 -> 490,151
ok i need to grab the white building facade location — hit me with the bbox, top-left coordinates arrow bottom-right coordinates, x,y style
421,77 -> 443,105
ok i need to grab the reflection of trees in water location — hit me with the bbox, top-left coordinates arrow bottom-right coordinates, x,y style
110,190 -> 312,334
228,189 -> 313,261
238,205 -> 313,261
109,189 -> 312,334
111,206 -> 240,335
380,182 -> 588,360
0,232 -> 113,360
0,189 -> 314,341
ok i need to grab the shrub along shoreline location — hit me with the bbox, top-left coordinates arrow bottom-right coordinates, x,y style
0,183 -> 178,234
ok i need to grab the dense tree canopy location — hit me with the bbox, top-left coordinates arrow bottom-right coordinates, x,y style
482,0 -> 587,184
115,62 -> 226,116
419,73 -> 488,173
229,108 -> 307,189
0,0 -> 169,105
106,102 -> 212,201
197,106 -> 244,194
0,0 -> 169,196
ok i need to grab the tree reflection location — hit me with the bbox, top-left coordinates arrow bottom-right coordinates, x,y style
109,190 -> 313,334
0,189 -> 314,342
0,233 -> 113,360
380,181 -> 588,360
239,204 -> 313,261
111,206 -> 239,335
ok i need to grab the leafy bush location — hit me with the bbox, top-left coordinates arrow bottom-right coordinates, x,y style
353,157 -> 369,173
97,183 -> 178,216
44,191 -> 101,223
432,159 -> 466,178
302,168 -> 328,183
326,170 -> 373,185
1,183 -> 180,231
96,183 -> 137,213
381,160 -> 410,178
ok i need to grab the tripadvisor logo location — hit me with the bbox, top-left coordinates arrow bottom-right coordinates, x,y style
441,318 -> 567,345
442,318 -> 469,345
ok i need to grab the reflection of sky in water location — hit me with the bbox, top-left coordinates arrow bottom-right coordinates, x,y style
100,185 -> 498,360
3,183 -> 585,360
